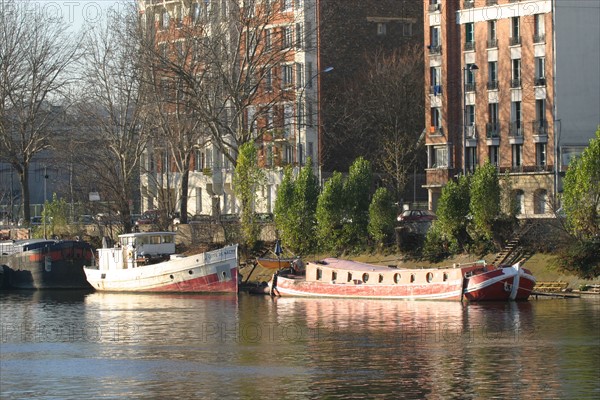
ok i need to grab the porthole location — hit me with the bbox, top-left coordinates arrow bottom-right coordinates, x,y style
332,271 -> 337,281
410,274 -> 415,283
316,268 -> 322,280
426,272 -> 433,283
169,274 -> 174,279
362,273 -> 369,283
394,273 -> 401,284
189,270 -> 193,275
443,272 -> 449,282
347,272 -> 353,282
378,274 -> 384,283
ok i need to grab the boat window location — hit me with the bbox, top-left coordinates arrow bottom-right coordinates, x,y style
362,273 -> 369,283
443,272 -> 449,281
316,268 -> 322,280
347,272 -> 352,282
378,274 -> 384,283
332,271 -> 337,281
426,272 -> 434,283
162,235 -> 174,243
410,274 -> 415,283
394,273 -> 400,283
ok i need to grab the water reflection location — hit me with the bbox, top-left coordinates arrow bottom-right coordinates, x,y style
1,291 -> 598,399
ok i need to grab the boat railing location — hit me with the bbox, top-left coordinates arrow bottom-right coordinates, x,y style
0,242 -> 22,255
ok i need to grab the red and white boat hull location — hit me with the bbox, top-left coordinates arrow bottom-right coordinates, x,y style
464,264 -> 536,301
270,258 -> 536,302
84,245 -> 238,293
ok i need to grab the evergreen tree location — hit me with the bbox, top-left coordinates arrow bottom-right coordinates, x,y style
368,187 -> 396,245
316,172 -> 346,252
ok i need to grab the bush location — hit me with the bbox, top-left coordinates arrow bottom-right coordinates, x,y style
552,239 -> 600,279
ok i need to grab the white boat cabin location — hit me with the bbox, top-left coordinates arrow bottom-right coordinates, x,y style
97,232 -> 177,270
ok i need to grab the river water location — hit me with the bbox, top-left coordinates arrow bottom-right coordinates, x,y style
1,290 -> 598,399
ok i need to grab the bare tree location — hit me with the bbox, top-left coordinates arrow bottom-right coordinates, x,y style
0,0 -> 81,224
76,5 -> 152,233
139,0 -> 305,221
326,45 -> 425,201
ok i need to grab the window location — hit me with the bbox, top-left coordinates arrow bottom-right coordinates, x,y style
282,0 -> 292,12
488,103 -> 499,136
429,26 -> 440,53
534,14 -> 545,42
282,26 -> 293,48
487,20 -> 497,47
510,101 -> 522,136
284,104 -> 293,137
430,107 -> 442,132
536,143 -> 547,168
512,144 -> 523,169
511,17 -> 520,45
512,59 -> 521,88
265,69 -> 272,91
536,98 -> 546,124
488,61 -> 498,90
466,147 -> 477,173
515,190 -> 524,214
430,145 -> 448,168
308,142 -> 314,161
192,3 -> 202,24
306,62 -> 313,88
282,64 -> 293,89
489,145 -> 499,167
465,63 -> 476,89
264,29 -> 271,51
161,10 -> 170,29
403,23 -> 413,37
535,190 -> 547,214
377,23 -> 387,36
430,66 -> 442,94
295,23 -> 303,48
466,105 -> 475,129
535,57 -> 546,85
465,23 -> 474,50
195,150 -> 206,171
247,106 -> 256,134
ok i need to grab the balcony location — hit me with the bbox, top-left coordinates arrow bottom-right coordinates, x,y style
465,124 -> 477,139
463,1 -> 475,9
428,45 -> 442,55
486,0 -> 498,5
487,80 -> 498,90
511,78 -> 521,88
487,39 -> 498,48
510,36 -> 521,46
509,122 -> 523,138
425,168 -> 454,187
430,85 -> 443,95
464,41 -> 475,51
532,120 -> 548,136
534,34 -> 546,43
465,82 -> 477,92
486,122 -> 501,138
534,77 -> 546,86
428,3 -> 440,12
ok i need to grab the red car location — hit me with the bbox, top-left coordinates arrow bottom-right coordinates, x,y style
397,210 -> 436,223
135,210 -> 161,225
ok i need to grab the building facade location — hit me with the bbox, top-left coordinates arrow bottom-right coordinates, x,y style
423,0 -> 600,216
138,0 -> 422,218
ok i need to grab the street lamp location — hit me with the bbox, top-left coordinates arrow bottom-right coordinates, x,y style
296,66 -> 333,167
463,63 -> 479,175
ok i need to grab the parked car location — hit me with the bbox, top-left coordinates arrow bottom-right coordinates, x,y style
397,210 -> 436,223
135,210 -> 161,226
76,215 -> 95,224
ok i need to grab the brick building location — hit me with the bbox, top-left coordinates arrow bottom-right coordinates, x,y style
138,0 -> 422,218
423,0 -> 599,216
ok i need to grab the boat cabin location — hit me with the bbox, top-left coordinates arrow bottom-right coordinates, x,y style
97,232 -> 177,270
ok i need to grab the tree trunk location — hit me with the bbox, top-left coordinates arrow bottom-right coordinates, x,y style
18,163 -> 30,223
180,153 -> 191,224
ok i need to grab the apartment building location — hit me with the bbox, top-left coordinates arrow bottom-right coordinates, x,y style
138,0 -> 421,218
423,0 -> 600,216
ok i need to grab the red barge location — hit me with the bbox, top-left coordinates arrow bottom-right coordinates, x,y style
269,258 -> 536,301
